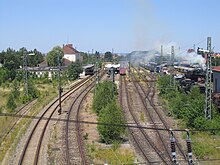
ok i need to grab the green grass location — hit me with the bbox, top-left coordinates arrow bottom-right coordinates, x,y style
192,132 -> 220,160
87,143 -> 134,164
0,83 -> 58,163
140,112 -> 145,123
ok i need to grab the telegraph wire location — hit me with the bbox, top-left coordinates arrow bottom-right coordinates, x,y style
0,112 -> 220,133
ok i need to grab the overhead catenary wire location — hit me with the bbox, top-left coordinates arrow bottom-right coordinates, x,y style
92,157 -> 220,165
1,112 -> 220,133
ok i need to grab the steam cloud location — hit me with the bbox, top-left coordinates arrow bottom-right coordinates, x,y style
128,42 -> 206,67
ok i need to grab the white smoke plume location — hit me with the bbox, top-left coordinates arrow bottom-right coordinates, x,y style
128,42 -> 206,67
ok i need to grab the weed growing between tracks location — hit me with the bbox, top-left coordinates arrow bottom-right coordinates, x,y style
191,133 -> 220,160
87,143 -> 134,164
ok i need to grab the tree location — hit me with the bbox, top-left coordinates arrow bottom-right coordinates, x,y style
104,51 -> 113,62
98,101 -> 125,143
12,79 -> 20,99
81,52 -> 89,64
27,48 -> 44,67
3,48 -> 21,81
46,46 -> 64,66
93,81 -> 116,115
7,93 -> 16,110
67,60 -> 83,80
95,51 -> 100,59
27,79 -> 39,99
0,68 -> 8,85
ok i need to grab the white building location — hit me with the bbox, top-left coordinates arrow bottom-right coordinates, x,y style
63,44 -> 82,62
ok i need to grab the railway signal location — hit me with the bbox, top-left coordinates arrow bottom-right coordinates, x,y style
169,129 -> 178,164
185,130 -> 194,165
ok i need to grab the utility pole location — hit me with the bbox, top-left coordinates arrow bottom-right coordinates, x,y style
171,46 -> 175,65
170,46 -> 175,88
111,66 -> 115,98
23,51 -> 34,96
88,51 -> 90,64
92,49 -> 94,64
24,51 -> 28,96
58,54 -> 62,115
160,45 -> 163,64
205,37 -> 212,119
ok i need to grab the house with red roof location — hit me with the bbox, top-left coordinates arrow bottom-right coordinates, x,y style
63,44 -> 82,62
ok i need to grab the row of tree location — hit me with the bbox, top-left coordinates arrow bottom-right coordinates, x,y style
0,48 -> 44,83
92,81 -> 125,143
157,75 -> 220,134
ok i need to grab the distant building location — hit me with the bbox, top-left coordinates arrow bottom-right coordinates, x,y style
63,44 -> 82,62
212,66 -> 220,93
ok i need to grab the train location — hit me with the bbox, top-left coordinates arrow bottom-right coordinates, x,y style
119,68 -> 126,75
80,64 -> 95,77
105,63 -> 128,76
140,62 -> 157,72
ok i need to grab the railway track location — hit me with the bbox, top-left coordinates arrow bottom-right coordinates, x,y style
17,76 -> 95,165
120,76 -> 169,164
0,99 -> 37,145
65,79 -> 95,165
65,70 -> 105,165
134,67 -> 189,164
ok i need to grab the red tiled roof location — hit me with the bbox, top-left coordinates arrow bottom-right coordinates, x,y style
63,44 -> 79,54
212,66 -> 220,72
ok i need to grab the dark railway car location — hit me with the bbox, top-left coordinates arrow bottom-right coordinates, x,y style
85,67 -> 95,75
80,65 -> 95,76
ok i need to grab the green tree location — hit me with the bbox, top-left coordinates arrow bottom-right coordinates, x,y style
98,101 -> 125,143
104,51 -> 113,62
93,81 -> 116,115
3,48 -> 21,81
212,57 -> 220,66
67,60 -> 83,80
27,48 -> 44,67
81,52 -> 89,64
7,93 -> 16,110
12,79 -> 20,99
28,80 -> 39,99
0,68 -> 8,85
46,46 -> 64,66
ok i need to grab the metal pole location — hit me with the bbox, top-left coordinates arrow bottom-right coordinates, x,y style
171,46 -> 174,66
58,54 -> 62,115
160,45 -> 163,64
88,51 -> 90,64
205,37 -> 212,119
111,67 -> 114,98
24,51 -> 28,96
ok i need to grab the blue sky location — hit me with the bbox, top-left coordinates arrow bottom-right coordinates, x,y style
0,0 -> 220,53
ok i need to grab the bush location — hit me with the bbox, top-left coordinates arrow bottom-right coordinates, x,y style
7,93 -> 16,110
93,81 -> 125,143
158,75 -> 220,133
98,101 -> 125,143
93,81 -> 116,115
